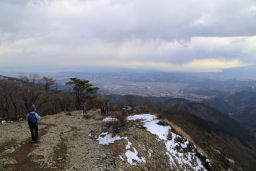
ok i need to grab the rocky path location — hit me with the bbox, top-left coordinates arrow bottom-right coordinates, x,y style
0,111 -> 126,171
1,111 -> 212,171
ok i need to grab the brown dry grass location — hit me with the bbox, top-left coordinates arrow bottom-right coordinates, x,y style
109,139 -> 127,156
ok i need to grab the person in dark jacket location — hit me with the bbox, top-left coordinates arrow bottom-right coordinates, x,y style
101,104 -> 104,114
106,104 -> 109,114
83,104 -> 87,114
26,106 -> 40,142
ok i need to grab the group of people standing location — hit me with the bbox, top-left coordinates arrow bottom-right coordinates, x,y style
101,104 -> 109,114
81,103 -> 109,115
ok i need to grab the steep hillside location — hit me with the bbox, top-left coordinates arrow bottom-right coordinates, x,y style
204,91 -> 256,136
166,98 -> 254,144
0,110 -> 211,170
157,100 -> 256,171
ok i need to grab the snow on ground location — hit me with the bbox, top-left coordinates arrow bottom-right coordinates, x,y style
128,114 -> 208,170
144,120 -> 170,140
103,117 -> 118,122
148,149 -> 153,157
226,157 -> 235,164
98,114 -> 209,169
1,120 -> 6,125
127,114 -> 156,122
125,139 -> 146,165
97,132 -> 123,145
97,132 -> 146,165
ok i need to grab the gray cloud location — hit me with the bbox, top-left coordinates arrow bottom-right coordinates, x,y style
0,0 -> 256,71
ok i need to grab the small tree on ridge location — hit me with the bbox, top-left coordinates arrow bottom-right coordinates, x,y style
66,78 -> 99,109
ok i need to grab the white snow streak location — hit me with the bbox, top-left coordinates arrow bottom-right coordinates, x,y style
97,132 -> 146,165
127,114 -> 156,122
103,117 -> 118,122
97,132 -> 122,145
125,140 -> 146,165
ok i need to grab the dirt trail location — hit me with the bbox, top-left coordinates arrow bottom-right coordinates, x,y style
9,124 -> 55,171
0,111 -> 121,170
0,123 -> 55,171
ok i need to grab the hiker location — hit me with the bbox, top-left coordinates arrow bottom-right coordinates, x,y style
103,104 -> 107,114
81,104 -> 84,113
106,104 -> 109,114
26,106 -> 40,142
83,104 -> 87,115
32,104 -> 36,111
100,104 -> 104,114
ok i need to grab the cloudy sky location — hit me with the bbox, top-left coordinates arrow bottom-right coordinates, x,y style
0,0 -> 256,72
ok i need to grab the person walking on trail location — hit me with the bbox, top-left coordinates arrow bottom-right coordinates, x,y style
83,104 -> 87,115
32,104 -> 36,111
101,104 -> 104,114
106,104 -> 109,114
81,104 -> 84,113
103,105 -> 107,114
26,106 -> 40,142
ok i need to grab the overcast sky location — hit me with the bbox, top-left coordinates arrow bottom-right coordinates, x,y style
0,0 -> 256,72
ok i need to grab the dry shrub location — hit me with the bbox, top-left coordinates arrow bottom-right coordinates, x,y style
167,129 -> 173,140
156,113 -> 164,120
109,139 -> 127,156
174,135 -> 184,144
158,120 -> 169,126
65,112 -> 72,116
105,112 -> 127,135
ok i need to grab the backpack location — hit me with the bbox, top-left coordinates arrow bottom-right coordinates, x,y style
28,113 -> 37,125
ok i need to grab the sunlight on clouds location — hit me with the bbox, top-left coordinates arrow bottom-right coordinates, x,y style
58,59 -> 245,72
185,59 -> 245,71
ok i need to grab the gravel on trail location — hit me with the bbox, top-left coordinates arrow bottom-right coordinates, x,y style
0,111 -> 138,171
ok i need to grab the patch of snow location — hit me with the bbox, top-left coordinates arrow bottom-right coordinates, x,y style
103,117 -> 118,122
125,148 -> 146,165
126,141 -> 132,150
165,152 -> 177,169
142,145 -> 146,151
1,120 -> 6,125
226,157 -> 235,164
144,119 -> 171,140
127,114 -> 156,122
128,114 -> 209,170
88,133 -> 92,137
97,132 -> 122,145
165,133 -> 207,170
125,140 -> 146,165
119,155 -> 124,161
181,140 -> 189,148
148,149 -> 153,157
126,148 -> 146,165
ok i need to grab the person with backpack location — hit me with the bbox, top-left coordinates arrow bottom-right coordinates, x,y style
26,106 -> 40,142
83,104 -> 87,115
